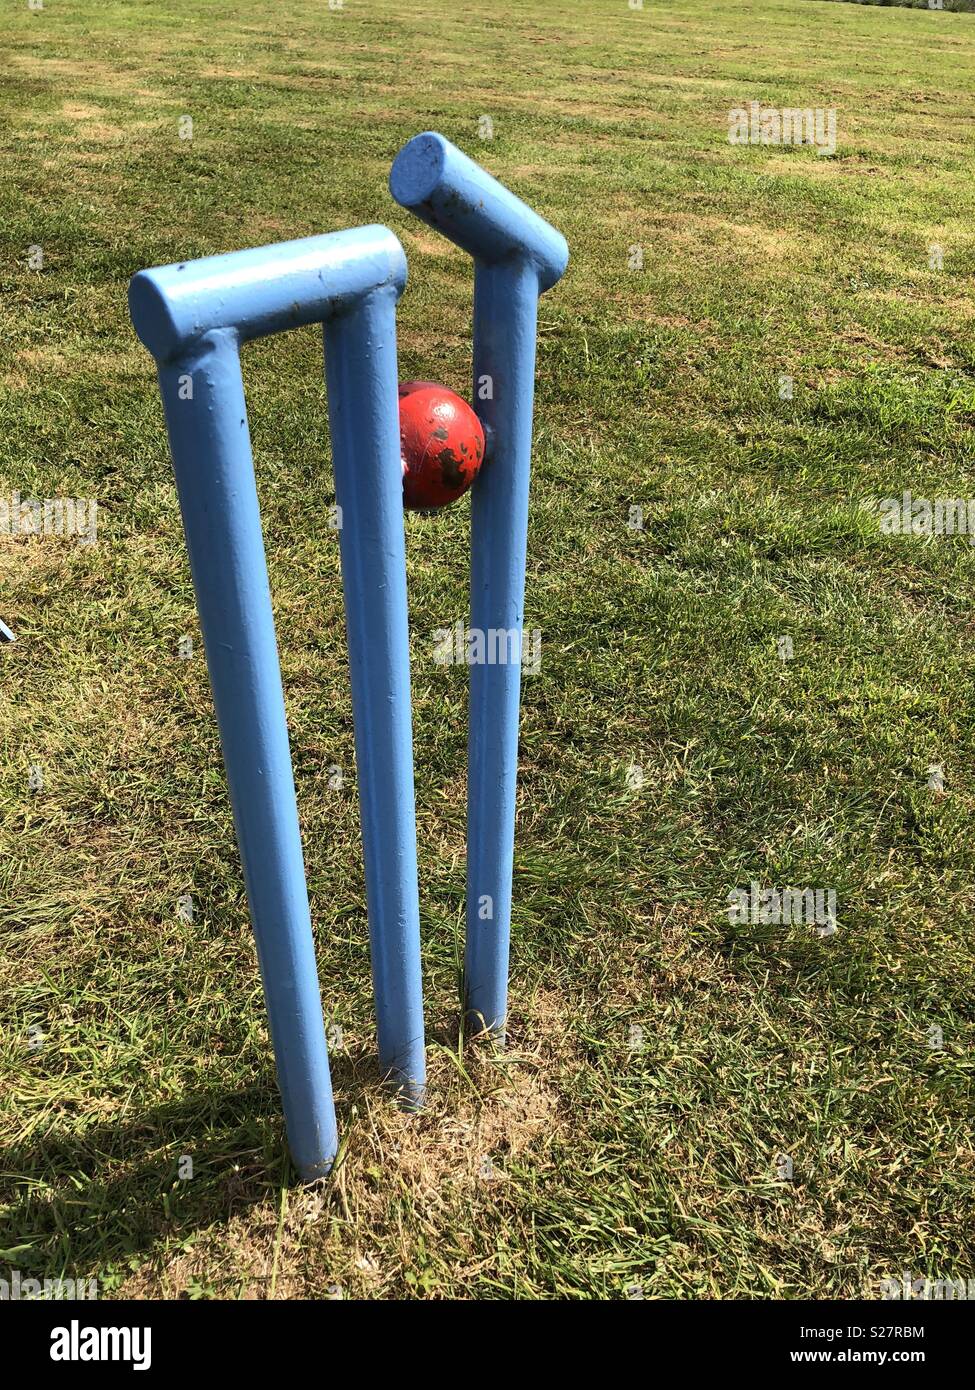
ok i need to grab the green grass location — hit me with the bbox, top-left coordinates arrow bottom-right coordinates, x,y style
2,0 -> 974,1300
828,1 -> 975,12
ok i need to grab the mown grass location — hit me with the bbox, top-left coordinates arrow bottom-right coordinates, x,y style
1,0 -> 974,1299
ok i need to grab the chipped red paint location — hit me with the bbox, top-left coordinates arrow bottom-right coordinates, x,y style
398,379 -> 485,509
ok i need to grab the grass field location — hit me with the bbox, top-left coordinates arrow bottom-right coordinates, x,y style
2,0 -> 974,1300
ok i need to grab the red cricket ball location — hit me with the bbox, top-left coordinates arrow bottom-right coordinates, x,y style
399,380 -> 485,510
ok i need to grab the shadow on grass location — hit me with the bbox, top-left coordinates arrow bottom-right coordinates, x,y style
0,1050 -> 385,1282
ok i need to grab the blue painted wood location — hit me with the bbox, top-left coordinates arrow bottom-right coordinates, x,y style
129,226 -> 424,1177
391,134 -> 569,1040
